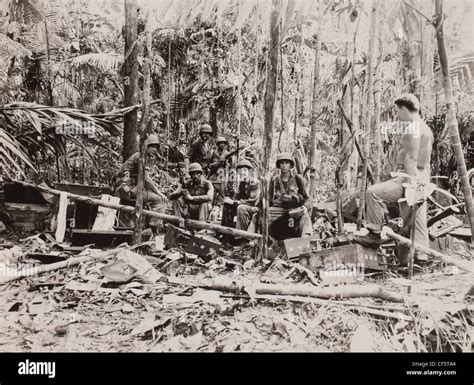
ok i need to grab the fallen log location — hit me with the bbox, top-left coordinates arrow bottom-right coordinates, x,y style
221,293 -> 414,321
12,180 -> 262,240
167,277 -> 404,303
385,228 -> 474,273
0,248 -> 122,286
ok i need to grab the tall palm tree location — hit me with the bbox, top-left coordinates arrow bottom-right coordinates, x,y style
434,0 -> 474,243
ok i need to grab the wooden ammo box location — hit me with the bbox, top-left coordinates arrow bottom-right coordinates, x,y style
5,203 -> 51,232
54,183 -> 113,229
164,224 -> 221,261
271,235 -> 321,260
299,243 -> 387,272
3,182 -> 52,233
71,229 -> 133,247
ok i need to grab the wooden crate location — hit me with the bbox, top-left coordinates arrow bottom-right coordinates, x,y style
5,202 -> 51,232
299,243 -> 386,272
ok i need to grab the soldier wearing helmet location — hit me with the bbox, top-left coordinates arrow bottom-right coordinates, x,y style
114,133 -> 167,230
185,123 -> 213,174
248,152 -> 313,238
221,158 -> 260,232
210,136 -> 230,172
169,162 -> 214,222
209,136 -> 232,205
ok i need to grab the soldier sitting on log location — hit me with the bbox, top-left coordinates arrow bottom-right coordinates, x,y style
248,152 -> 313,238
221,159 -> 260,231
114,134 -> 167,228
169,163 -> 214,222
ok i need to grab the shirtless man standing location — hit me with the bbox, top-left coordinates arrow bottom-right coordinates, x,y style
357,94 -> 433,261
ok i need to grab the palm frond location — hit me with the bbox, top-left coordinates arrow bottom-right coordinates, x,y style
0,102 -> 122,137
0,102 -> 124,176
0,127 -> 37,175
434,51 -> 474,95
70,52 -> 123,73
0,32 -> 31,62
52,77 -> 81,105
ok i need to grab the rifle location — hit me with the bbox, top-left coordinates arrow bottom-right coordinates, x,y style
169,165 -> 190,200
207,142 -> 255,179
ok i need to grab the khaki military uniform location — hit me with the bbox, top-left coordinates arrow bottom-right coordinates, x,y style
114,152 -> 167,226
249,171 -> 313,237
170,176 -> 214,222
222,178 -> 260,230
187,138 -> 211,173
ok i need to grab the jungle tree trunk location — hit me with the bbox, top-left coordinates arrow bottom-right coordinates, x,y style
293,23 -> 301,143
258,0 -> 280,262
44,19 -> 54,106
434,0 -> 474,243
132,28 -> 152,244
419,0 -> 435,105
401,1 -> 420,98
123,0 -> 139,161
309,33 -> 321,199
357,0 -> 378,228
372,3 -> 383,184
345,9 -> 362,190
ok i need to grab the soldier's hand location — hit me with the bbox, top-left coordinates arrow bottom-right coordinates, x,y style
223,197 -> 234,205
289,206 -> 306,218
282,194 -> 292,203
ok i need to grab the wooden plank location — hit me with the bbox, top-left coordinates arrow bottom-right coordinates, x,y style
92,194 -> 120,230
13,180 -> 262,240
55,192 -> 68,243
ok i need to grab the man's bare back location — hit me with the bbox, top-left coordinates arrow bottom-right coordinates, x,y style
396,118 -> 433,176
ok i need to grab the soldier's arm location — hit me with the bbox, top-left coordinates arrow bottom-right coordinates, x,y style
145,176 -> 160,194
295,174 -> 311,210
188,181 -> 214,203
120,152 -> 138,175
238,181 -> 260,206
169,183 -> 183,200
209,151 -> 221,170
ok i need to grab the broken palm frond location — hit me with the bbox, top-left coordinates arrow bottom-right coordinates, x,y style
70,52 -> 123,73
0,248 -> 123,287
385,228 -> 474,273
0,102 -> 123,173
0,32 -> 32,64
12,180 -> 262,240
0,128 -> 37,176
167,277 -> 404,303
0,102 -> 122,137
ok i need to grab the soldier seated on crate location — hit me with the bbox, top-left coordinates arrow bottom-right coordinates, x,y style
114,134 -> 167,227
248,152 -> 313,238
221,159 -> 260,231
169,163 -> 214,222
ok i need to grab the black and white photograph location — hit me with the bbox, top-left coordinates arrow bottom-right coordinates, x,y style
0,0 -> 473,380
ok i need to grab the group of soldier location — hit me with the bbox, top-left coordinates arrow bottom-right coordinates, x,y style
113,93 -> 434,262
114,122 -> 314,240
